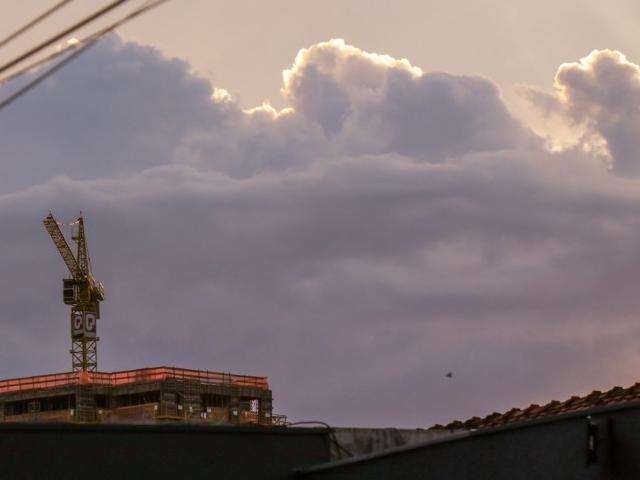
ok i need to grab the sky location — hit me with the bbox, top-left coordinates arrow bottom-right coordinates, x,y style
2,1 -> 640,428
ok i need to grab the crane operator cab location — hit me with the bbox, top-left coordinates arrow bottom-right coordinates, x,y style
63,278 -> 78,305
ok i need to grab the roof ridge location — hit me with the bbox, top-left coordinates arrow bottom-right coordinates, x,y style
430,381 -> 640,431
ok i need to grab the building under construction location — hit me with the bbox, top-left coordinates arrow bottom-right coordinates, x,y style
0,366 -> 275,425
0,213 -> 278,426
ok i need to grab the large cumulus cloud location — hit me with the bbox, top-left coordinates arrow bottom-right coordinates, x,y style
523,49 -> 640,177
282,39 -> 538,158
2,37 -> 640,427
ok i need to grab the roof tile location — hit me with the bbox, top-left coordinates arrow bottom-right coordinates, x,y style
431,382 -> 640,431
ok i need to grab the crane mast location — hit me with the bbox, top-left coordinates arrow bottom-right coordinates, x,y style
43,213 -> 105,372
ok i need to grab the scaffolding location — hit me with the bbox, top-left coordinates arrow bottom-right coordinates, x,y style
181,379 -> 202,420
75,384 -> 96,422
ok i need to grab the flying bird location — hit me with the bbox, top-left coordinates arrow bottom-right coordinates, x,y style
445,372 -> 454,379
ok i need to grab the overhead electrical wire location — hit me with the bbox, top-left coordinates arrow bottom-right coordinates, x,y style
0,0 -> 169,86
0,0 -> 170,112
0,40 -> 84,86
0,40 -> 95,112
0,0 -> 75,50
0,0 -> 134,77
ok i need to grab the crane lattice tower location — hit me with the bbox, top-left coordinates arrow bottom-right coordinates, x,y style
43,213 -> 105,372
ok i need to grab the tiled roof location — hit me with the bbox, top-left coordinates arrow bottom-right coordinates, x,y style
429,383 -> 640,431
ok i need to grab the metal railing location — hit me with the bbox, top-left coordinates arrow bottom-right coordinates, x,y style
0,366 -> 269,394
0,372 -> 78,394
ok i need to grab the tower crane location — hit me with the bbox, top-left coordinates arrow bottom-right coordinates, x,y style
43,213 -> 105,372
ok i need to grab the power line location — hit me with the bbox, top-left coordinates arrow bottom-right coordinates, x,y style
0,0 -> 134,77
0,41 -> 80,86
0,40 -> 95,112
0,0 -> 170,112
0,0 -> 169,86
0,0 -> 75,50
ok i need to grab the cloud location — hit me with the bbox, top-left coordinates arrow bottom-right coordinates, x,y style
282,39 -> 538,158
2,36 -> 640,428
0,37 -> 226,192
171,38 -> 541,178
0,37 -> 535,188
523,49 -> 640,177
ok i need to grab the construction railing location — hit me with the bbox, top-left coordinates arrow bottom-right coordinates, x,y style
0,366 -> 269,394
0,372 -> 78,394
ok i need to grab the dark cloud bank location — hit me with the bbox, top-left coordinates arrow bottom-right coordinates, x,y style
3,38 -> 640,427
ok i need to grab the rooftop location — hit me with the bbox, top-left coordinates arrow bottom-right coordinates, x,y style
430,382 -> 640,431
0,366 -> 269,395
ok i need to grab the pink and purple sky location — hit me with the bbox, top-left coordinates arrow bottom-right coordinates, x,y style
2,1 -> 640,427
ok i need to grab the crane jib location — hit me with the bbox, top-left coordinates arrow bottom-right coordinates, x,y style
43,214 -> 80,279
